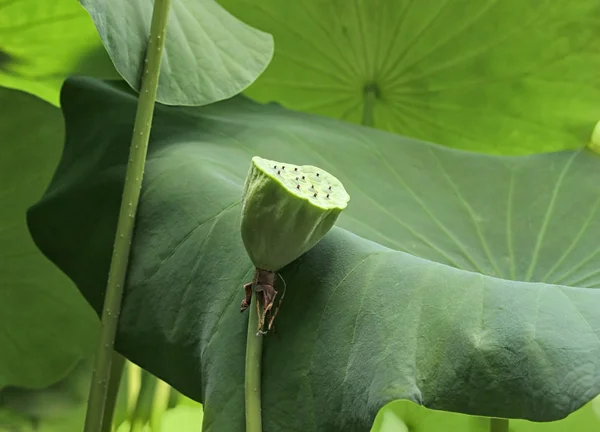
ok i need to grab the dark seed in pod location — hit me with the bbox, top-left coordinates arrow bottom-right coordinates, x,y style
302,176 -> 305,180
282,166 -> 285,169
274,165 -> 277,169
327,193 -> 330,198
277,170 -> 281,175
297,185 -> 300,189
328,186 -> 332,190
296,177 -> 299,180
313,193 -> 317,197
294,167 -> 298,171
317,173 -> 320,177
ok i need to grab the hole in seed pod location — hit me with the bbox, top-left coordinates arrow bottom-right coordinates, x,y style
277,170 -> 281,175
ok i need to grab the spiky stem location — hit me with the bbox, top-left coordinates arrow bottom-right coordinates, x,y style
245,284 -> 263,432
82,1 -> 171,431
100,353 -> 125,432
490,418 -> 509,432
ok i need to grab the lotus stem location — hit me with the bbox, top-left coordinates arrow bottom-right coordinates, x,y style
101,353 -> 125,432
82,1 -> 171,431
245,282 -> 264,432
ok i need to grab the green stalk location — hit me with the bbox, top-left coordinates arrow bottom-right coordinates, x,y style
149,379 -> 171,431
127,361 -> 143,417
490,418 -> 509,432
83,1 -> 172,431
129,371 -> 157,432
101,353 -> 125,432
245,287 -> 263,432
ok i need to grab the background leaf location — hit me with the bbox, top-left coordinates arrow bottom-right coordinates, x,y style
372,401 -> 488,432
160,402 -> 204,431
0,87 -> 98,388
0,360 -> 90,429
372,398 -> 600,432
81,0 -> 274,106
219,0 -> 600,154
0,0 -> 118,105
28,78 -> 600,431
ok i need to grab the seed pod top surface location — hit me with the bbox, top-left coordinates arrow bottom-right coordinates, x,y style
240,156 -> 350,271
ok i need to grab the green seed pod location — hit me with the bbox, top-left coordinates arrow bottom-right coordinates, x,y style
240,156 -> 350,272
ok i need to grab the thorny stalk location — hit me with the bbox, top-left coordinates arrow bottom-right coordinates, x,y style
83,1 -> 171,430
245,281 -> 264,432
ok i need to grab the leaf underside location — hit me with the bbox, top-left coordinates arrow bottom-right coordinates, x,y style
219,0 -> 600,154
81,0 -> 274,106
28,78 -> 600,432
0,0 -> 117,105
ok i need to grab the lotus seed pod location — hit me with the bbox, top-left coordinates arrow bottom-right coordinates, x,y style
240,156 -> 350,272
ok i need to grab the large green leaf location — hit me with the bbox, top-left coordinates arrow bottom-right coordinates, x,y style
28,77 -> 600,431
81,0 -> 274,106
0,88 -> 98,388
0,0 -> 118,105
219,0 -> 600,154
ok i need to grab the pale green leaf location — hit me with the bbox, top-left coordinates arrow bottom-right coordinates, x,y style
81,0 -> 274,106
219,0 -> 600,154
0,0 -> 117,105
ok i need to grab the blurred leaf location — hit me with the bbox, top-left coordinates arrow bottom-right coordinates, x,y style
28,77 -> 600,431
116,420 -> 150,432
0,360 -> 91,431
511,396 -> 600,431
129,370 -> 158,431
177,395 -> 202,409
0,88 -> 97,389
149,380 -> 171,432
371,398 -> 600,432
593,396 -> 600,420
0,0 -> 118,105
81,0 -> 273,106
0,408 -> 35,432
161,404 -> 203,431
371,401 -> 488,432
219,0 -> 600,154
